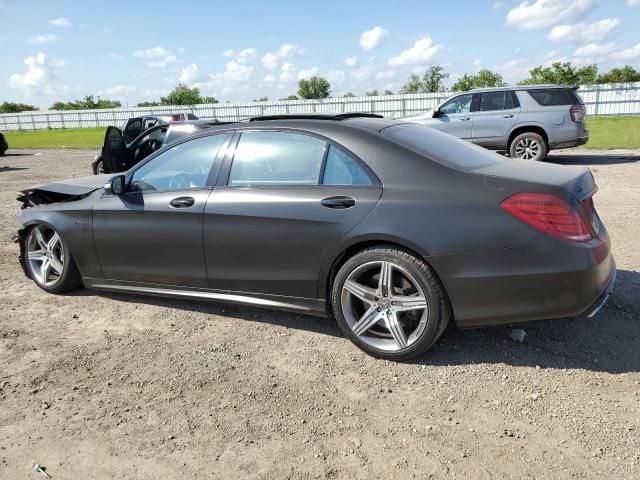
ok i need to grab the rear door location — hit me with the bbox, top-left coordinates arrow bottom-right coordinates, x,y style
101,126 -> 134,173
471,90 -> 520,148
203,130 -> 382,298
424,93 -> 474,139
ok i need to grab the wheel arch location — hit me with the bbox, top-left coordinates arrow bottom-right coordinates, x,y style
507,124 -> 549,151
319,234 -> 444,305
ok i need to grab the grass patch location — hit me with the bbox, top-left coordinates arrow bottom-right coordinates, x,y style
3,127 -> 104,149
582,116 -> 640,150
2,116 -> 639,150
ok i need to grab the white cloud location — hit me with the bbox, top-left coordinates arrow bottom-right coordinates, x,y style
179,63 -> 200,83
574,42 -> 640,62
133,46 -> 173,59
549,17 -> 620,43
326,69 -> 345,84
360,26 -> 389,51
223,49 -> 235,57
505,0 -> 598,31
280,63 -> 296,82
8,52 -> 66,95
236,48 -> 257,64
344,56 -> 358,67
99,85 -> 136,97
49,17 -> 71,27
133,47 -> 177,68
297,66 -> 319,80
387,37 -> 442,67
222,60 -> 253,82
352,63 -> 376,81
263,74 -> 277,84
628,0 -> 640,5
28,34 -> 57,44
261,44 -> 303,70
375,70 -> 395,80
493,1 -> 505,9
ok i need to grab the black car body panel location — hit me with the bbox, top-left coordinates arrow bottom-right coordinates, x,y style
18,116 -> 615,328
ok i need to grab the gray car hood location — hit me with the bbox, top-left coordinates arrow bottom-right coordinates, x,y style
21,174 -> 110,196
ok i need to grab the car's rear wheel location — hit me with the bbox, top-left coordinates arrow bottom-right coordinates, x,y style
331,247 -> 450,360
509,132 -> 547,161
24,224 -> 82,293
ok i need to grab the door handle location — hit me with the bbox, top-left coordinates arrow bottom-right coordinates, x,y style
321,196 -> 356,209
503,114 -> 515,118
459,117 -> 471,121
169,196 -> 195,208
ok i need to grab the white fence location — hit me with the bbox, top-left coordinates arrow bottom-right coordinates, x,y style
1,82 -> 639,131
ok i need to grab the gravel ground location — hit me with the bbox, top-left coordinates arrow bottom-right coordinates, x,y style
0,149 -> 638,479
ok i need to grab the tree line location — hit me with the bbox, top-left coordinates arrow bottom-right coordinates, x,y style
2,63 -> 639,113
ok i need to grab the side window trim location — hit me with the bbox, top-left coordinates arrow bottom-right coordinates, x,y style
124,132 -> 232,194
218,129 -> 381,188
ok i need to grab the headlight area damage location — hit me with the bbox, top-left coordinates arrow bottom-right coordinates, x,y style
16,174 -> 108,209
14,174 -> 108,277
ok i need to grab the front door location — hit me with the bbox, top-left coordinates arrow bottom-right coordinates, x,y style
425,93 -> 475,140
93,133 -> 229,287
101,126 -> 134,174
203,131 -> 383,299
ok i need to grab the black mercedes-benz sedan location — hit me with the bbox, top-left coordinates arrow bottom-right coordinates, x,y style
15,113 -> 615,360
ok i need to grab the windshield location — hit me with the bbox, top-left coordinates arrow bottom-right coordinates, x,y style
381,123 -> 503,171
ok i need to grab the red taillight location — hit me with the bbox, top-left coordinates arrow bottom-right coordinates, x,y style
501,193 -> 592,242
570,104 -> 584,122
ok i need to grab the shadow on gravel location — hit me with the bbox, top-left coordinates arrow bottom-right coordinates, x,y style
547,153 -> 640,165
67,269 -> 638,374
0,166 -> 29,173
1,153 -> 35,157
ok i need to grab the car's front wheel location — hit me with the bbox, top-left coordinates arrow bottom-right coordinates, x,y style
24,224 -> 82,293
509,132 -> 548,161
331,247 -> 450,360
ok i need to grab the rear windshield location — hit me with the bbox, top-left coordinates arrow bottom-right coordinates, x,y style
382,123 -> 502,171
527,88 -> 579,106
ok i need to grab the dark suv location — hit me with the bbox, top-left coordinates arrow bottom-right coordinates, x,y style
404,85 -> 589,161
92,113 -> 199,173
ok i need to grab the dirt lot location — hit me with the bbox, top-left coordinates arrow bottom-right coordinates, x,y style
0,149 -> 638,479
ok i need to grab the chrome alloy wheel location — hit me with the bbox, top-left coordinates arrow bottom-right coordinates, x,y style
514,137 -> 541,160
27,225 -> 65,287
340,261 -> 429,352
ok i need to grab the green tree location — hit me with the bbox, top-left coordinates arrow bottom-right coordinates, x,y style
136,101 -> 160,107
422,65 -> 449,92
298,76 -> 331,99
253,96 -> 268,102
160,84 -> 205,105
597,65 -> 640,84
50,95 -> 121,110
400,73 -> 422,94
519,62 -> 597,86
343,92 -> 356,97
366,89 -> 379,96
452,69 -> 505,92
383,89 -> 394,95
0,101 -> 37,113
280,94 -> 299,100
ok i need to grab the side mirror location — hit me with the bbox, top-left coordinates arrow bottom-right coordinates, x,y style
104,174 -> 125,195
432,108 -> 441,118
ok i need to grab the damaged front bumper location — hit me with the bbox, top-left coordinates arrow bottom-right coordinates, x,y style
13,227 -> 30,279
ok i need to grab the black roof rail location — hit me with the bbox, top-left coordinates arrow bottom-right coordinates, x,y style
248,112 -> 384,122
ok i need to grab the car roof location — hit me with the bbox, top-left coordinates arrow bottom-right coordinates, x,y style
467,84 -> 578,93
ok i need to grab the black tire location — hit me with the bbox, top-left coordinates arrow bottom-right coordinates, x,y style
23,224 -> 83,294
331,247 -> 450,361
509,132 -> 548,161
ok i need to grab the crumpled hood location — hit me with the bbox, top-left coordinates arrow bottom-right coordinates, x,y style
21,174 -> 110,196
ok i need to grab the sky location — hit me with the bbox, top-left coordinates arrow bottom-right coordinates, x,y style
1,0 -> 639,109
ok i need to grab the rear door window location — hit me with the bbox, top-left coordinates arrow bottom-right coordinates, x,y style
228,131 -> 326,186
322,146 -> 371,186
527,89 -> 574,106
478,91 -> 518,111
